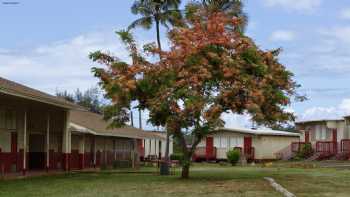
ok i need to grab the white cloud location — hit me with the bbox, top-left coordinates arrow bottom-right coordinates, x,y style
340,8 -> 350,20
263,0 -> 321,13
321,26 -> 350,43
0,31 -> 130,94
285,26 -> 350,76
270,30 -> 296,42
221,112 -> 252,128
297,98 -> 350,121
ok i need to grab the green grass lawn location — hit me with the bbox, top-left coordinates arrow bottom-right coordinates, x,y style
1,162 -> 350,197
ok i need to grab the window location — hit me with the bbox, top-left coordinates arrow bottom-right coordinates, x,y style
214,137 -> 220,148
315,125 -> 320,140
229,137 -> 236,148
0,110 -> 5,129
0,109 -> 16,130
220,137 -> 227,148
321,126 -> 327,140
230,137 -> 243,148
6,110 -> 16,130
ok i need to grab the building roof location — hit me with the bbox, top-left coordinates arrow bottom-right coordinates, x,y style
0,77 -> 78,109
216,127 -> 300,137
295,118 -> 344,124
69,110 -> 166,140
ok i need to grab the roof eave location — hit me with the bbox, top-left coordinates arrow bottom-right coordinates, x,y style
0,89 -> 77,109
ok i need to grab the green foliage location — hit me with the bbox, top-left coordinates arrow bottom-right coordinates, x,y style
296,143 -> 313,159
170,153 -> 184,161
100,164 -> 108,170
129,0 -> 183,49
56,87 -> 105,114
226,149 -> 240,166
91,4 -> 303,178
185,0 -> 248,32
113,160 -> 132,169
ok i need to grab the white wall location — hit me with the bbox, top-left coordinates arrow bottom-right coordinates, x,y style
198,131 -> 299,160
302,121 -> 346,143
143,138 -> 173,158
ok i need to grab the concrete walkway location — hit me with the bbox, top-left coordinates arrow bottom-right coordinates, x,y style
264,177 -> 296,197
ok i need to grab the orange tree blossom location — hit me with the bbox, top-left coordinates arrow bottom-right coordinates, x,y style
90,10 -> 304,178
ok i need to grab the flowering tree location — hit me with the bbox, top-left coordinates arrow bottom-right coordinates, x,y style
90,9 -> 303,178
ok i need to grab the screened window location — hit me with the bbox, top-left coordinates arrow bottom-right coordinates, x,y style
321,126 -> 327,140
315,125 -> 321,140
220,137 -> 227,148
0,110 -> 5,129
0,109 -> 16,130
230,137 -> 243,148
213,137 -> 220,148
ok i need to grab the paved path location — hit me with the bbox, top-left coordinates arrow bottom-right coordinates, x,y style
264,177 -> 296,197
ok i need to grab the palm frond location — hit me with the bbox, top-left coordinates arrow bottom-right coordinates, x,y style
128,16 -> 154,31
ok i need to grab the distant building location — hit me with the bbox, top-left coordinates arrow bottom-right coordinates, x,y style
295,119 -> 350,160
193,127 -> 300,162
0,76 -> 172,176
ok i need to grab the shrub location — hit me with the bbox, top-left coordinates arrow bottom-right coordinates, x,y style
226,149 -> 240,166
296,143 -> 313,159
100,163 -> 108,170
170,153 -> 184,161
112,160 -> 131,169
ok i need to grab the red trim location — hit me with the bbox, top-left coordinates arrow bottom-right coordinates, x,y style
341,139 -> 350,152
11,132 -> 17,154
244,136 -> 254,161
332,129 -> 337,142
96,151 -> 101,167
205,137 -> 214,161
17,149 -> 23,172
137,139 -> 144,159
0,148 -> 3,175
62,153 -> 70,171
244,136 -> 252,153
84,152 -> 93,168
69,150 -> 80,170
305,131 -> 310,143
316,141 -> 337,159
80,153 -> 85,170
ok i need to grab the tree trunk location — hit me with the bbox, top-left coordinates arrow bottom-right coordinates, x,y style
180,150 -> 192,179
181,164 -> 190,179
164,130 -> 170,161
160,127 -> 170,176
155,19 -> 162,51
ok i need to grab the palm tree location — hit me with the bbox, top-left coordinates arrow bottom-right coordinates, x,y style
128,0 -> 183,50
129,0 -> 183,175
185,0 -> 247,33
202,0 -> 248,32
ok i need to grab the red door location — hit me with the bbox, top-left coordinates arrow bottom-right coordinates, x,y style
305,131 -> 310,143
11,132 -> 17,153
332,129 -> 337,142
244,136 -> 252,155
137,139 -> 144,159
332,129 -> 337,153
205,137 -> 214,161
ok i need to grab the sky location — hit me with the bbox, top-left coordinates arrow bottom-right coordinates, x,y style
1,0 -> 350,129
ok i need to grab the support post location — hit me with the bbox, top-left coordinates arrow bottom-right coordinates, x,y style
22,111 -> 27,175
103,138 -> 106,166
93,136 -> 97,168
62,111 -> 71,171
0,148 -> 4,176
138,109 -> 142,129
46,113 -> 50,172
113,139 -> 116,161
81,135 -> 85,169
